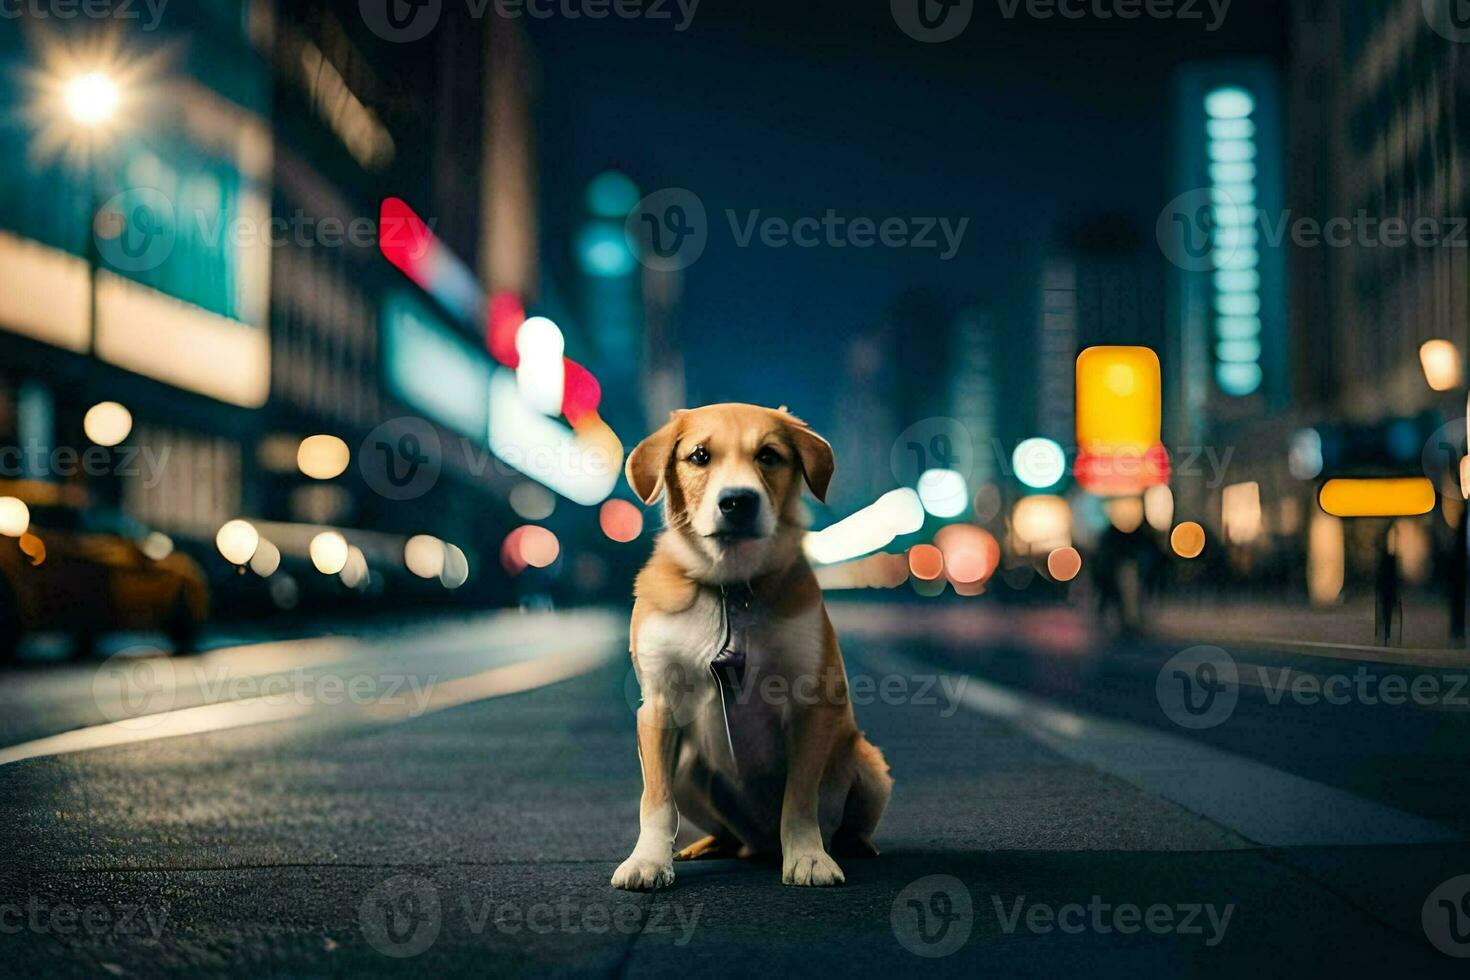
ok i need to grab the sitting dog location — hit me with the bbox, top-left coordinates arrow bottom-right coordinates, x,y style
611,403 -> 891,890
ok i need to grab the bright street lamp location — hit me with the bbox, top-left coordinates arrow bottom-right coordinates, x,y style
63,71 -> 121,129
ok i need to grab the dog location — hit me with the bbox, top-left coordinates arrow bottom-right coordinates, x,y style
611,403 -> 892,890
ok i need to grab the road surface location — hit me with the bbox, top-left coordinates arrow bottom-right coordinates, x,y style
2,603 -> 1468,976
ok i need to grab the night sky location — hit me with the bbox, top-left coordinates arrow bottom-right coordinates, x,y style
527,0 -> 1287,436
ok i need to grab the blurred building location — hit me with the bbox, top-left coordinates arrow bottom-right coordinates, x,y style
1162,16 -> 1467,601
949,307 -> 1000,488
1165,60 -> 1291,530
1288,0 -> 1469,419
1036,214 -> 1167,450
1280,0 -> 1469,602
0,1 -> 567,616
831,328 -> 902,515
0,7 -> 273,538
829,290 -> 960,514
566,169 -> 684,439
252,0 -> 531,594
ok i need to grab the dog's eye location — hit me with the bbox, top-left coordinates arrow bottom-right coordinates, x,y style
687,446 -> 711,466
755,447 -> 784,467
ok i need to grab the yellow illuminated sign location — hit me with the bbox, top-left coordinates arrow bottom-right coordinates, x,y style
1318,478 -> 1435,518
1076,346 -> 1161,448
1075,346 -> 1167,495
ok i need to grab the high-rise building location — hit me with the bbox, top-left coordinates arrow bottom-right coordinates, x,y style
1164,61 -> 1292,527
1167,61 -> 1290,445
949,307 -> 1000,488
1289,0 -> 1470,421
1037,215 -> 1166,453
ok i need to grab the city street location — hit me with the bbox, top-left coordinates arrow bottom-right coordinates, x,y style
6,0 -> 1470,976
4,605 -> 1467,976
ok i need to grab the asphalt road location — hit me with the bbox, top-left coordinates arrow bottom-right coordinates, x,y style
2,603 -> 1469,977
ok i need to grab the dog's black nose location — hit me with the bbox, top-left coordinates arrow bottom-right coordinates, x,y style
717,488 -> 760,525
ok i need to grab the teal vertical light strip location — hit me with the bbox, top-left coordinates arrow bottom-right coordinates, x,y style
1206,85 -> 1262,397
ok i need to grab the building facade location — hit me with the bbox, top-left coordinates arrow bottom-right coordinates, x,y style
0,0 -> 555,617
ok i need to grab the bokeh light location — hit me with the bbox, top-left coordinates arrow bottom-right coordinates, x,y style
1420,339 -> 1462,392
19,532 -> 45,566
934,524 -> 1000,587
0,498 -> 29,537
340,546 -> 369,589
440,543 -> 470,589
917,468 -> 968,518
215,519 -> 258,565
1013,438 -> 1066,489
599,499 -> 644,543
973,483 -> 1003,522
249,538 -> 281,577
1289,428 -> 1323,480
83,401 -> 132,447
1011,495 -> 1070,554
1106,497 -> 1145,534
907,544 -> 944,582
309,531 -> 349,575
805,488 -> 925,565
519,525 -> 560,568
1170,521 -> 1206,559
1318,477 -> 1435,518
501,528 -> 529,577
297,435 -> 350,480
64,71 -> 120,127
1307,512 -> 1344,605
1222,481 -> 1263,543
515,317 -> 565,416
405,534 -> 446,579
1046,546 -> 1082,582
1143,484 -> 1174,532
509,481 -> 556,521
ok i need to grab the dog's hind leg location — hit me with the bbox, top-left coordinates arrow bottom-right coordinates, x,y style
831,735 -> 892,858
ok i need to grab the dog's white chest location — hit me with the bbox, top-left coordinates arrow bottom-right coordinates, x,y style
634,594 -> 824,780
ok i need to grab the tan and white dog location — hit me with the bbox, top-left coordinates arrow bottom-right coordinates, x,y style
611,403 -> 891,890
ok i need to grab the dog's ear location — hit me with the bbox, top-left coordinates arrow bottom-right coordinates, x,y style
783,415 -> 835,503
625,411 -> 685,505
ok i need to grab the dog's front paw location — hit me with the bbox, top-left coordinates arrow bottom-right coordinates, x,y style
611,853 -> 675,891
782,848 -> 845,887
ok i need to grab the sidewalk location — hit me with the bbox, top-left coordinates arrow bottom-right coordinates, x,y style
1148,597 -> 1467,665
